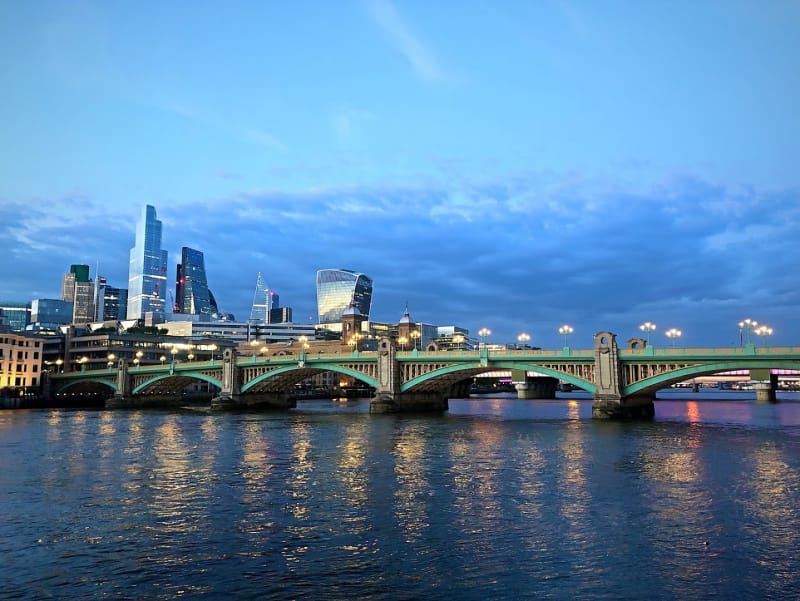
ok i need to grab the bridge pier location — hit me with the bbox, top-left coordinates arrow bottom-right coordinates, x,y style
370,392 -> 448,413
369,337 -> 448,413
751,370 -> 778,403
515,376 -> 559,399
591,331 -> 654,420
592,395 -> 655,419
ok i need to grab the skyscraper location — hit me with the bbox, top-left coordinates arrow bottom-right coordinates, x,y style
94,276 -> 128,321
61,264 -> 94,324
249,272 -> 271,323
316,269 -> 373,324
174,247 -> 218,317
127,205 -> 168,320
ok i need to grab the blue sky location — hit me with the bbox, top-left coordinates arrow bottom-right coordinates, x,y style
1,0 -> 799,348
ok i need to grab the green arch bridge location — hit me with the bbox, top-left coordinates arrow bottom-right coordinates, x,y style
47,331 -> 800,418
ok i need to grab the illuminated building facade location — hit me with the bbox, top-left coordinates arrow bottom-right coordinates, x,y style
316,269 -> 373,324
175,247 -> 218,317
0,333 -> 43,391
127,205 -> 168,320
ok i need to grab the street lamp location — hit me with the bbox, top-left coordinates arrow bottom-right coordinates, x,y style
160,355 -> 167,366
478,327 -> 491,349
187,353 -> 195,362
260,346 -> 269,360
107,353 -> 115,370
410,330 -> 421,350
558,325 -> 574,348
170,347 -> 178,366
665,328 -> 682,347
739,318 -> 758,346
398,336 -> 408,351
639,322 -> 656,347
452,334 -> 464,350
79,356 -> 88,372
517,332 -> 530,349
754,325 -> 773,346
55,358 -> 63,373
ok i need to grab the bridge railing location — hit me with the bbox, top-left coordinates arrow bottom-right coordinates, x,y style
621,346 -> 800,357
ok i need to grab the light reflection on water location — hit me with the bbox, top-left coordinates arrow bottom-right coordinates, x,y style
1,397 -> 800,600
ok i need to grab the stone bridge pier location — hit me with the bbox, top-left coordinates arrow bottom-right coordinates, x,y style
370,339 -> 449,413
592,332 -> 655,419
211,349 -> 295,411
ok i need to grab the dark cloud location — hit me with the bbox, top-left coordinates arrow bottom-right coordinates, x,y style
3,173 -> 798,347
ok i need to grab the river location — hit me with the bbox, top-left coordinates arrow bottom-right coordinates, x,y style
2,393 -> 800,599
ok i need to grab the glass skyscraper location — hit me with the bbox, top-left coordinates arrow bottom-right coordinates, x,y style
175,247 -> 218,317
127,205 -> 168,320
316,269 -> 373,324
94,276 -> 128,321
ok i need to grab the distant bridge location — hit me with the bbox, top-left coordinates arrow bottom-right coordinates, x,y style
48,332 -> 800,418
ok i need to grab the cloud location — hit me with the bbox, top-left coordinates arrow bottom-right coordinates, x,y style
3,173 -> 798,347
364,0 -> 443,81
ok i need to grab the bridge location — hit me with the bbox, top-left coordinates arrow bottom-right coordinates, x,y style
47,332 -> 800,418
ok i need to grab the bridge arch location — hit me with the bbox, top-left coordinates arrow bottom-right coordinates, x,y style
132,372 -> 223,395
241,363 -> 378,393
625,361 -> 800,396
400,361 -> 596,394
56,378 -> 117,395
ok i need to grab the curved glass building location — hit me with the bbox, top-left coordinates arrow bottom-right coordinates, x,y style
316,269 -> 373,324
175,247 -> 219,317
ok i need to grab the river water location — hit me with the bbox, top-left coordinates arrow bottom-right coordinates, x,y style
2,394 -> 800,600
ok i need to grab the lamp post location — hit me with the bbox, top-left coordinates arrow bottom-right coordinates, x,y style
260,346 -> 269,360
665,328 -> 682,347
478,327 -> 491,350
452,334 -> 464,351
160,355 -> 167,366
754,325 -> 773,346
187,353 -> 195,362
410,330 -> 420,351
398,336 -> 408,351
171,347 -> 178,365
517,332 -> 530,349
558,325 -> 574,348
639,322 -> 656,347
134,350 -> 143,370
79,356 -> 88,372
55,358 -> 63,373
107,352 -> 116,371
739,318 -> 758,346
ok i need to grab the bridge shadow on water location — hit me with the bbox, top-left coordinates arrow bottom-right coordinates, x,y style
278,390 -> 800,428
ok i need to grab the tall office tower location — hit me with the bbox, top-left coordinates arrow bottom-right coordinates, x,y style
316,269 -> 373,324
249,272 -> 272,323
94,276 -> 128,321
174,247 -> 219,316
61,264 -> 90,302
127,205 -> 168,320
0,302 -> 31,331
61,264 -> 94,324
72,279 -> 95,324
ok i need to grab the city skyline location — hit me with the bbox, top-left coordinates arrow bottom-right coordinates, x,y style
1,2 -> 799,347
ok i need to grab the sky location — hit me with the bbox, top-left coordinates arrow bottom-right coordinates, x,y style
1,0 -> 799,348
